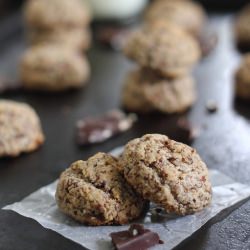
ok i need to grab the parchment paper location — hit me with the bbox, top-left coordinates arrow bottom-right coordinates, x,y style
3,146 -> 250,250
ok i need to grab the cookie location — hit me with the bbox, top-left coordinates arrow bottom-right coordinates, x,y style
28,28 -> 92,51
124,23 -> 200,78
122,68 -> 196,113
20,45 -> 90,91
24,0 -> 91,30
122,69 -> 155,113
235,54 -> 250,99
120,134 -> 212,215
56,153 -> 146,225
144,0 -> 206,36
142,68 -> 196,113
235,4 -> 250,49
0,100 -> 44,157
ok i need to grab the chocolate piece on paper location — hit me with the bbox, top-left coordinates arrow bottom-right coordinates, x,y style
110,224 -> 163,250
76,110 -> 137,145
0,78 -> 22,94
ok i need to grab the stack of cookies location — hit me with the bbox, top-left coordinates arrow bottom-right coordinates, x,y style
122,21 -> 201,114
20,0 -> 92,92
56,134 -> 212,225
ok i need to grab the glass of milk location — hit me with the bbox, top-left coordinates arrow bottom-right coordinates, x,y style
83,0 -> 148,20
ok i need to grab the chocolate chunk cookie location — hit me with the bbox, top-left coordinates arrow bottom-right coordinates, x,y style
120,134 -> 212,215
24,0 -> 91,30
235,54 -> 250,99
122,68 -> 196,114
235,4 -> 250,50
124,23 -> 200,78
56,153 -> 146,225
122,69 -> 155,113
28,28 -> 92,52
142,69 -> 196,113
20,45 -> 90,91
0,100 -> 44,157
144,0 -> 206,36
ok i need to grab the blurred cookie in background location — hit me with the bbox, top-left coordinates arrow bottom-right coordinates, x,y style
142,69 -> 196,114
24,0 -> 92,52
0,100 -> 44,158
144,0 -> 206,37
124,23 -> 201,78
235,4 -> 250,51
28,28 -> 92,52
235,54 -> 250,100
144,0 -> 218,57
122,69 -> 155,113
122,68 -> 196,114
20,45 -> 90,92
24,0 -> 91,30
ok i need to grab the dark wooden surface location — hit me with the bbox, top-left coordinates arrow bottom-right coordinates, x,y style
0,13 -> 250,250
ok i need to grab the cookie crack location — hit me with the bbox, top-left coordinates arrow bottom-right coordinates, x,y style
140,157 -> 189,210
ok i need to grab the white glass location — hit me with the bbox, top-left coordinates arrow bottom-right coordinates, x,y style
83,0 -> 148,20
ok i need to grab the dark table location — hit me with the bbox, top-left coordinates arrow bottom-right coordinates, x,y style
0,12 -> 250,250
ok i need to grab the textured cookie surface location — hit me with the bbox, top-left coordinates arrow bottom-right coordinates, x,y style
20,45 -> 90,91
122,69 -> 155,113
144,0 -> 206,36
121,134 -> 212,215
122,68 -> 196,113
56,153 -> 145,225
124,23 -> 200,78
235,54 -> 250,99
235,4 -> 250,48
0,100 -> 44,157
142,69 -> 196,113
29,28 -> 91,51
24,0 -> 91,29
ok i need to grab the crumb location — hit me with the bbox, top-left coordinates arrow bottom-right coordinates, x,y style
206,100 -> 218,113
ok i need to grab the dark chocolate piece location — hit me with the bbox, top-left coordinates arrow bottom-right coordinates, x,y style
206,100 -> 218,113
177,118 -> 200,142
0,78 -> 22,94
96,26 -> 130,51
110,224 -> 163,250
76,110 -> 137,145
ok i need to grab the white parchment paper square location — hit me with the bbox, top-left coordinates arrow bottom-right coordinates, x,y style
3,146 -> 250,250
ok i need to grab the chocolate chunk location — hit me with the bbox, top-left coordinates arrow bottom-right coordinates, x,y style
96,26 -> 130,51
76,110 -> 137,145
177,118 -> 200,142
110,224 -> 163,250
206,100 -> 218,113
0,77 -> 22,94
